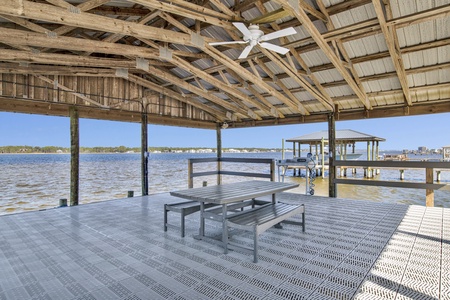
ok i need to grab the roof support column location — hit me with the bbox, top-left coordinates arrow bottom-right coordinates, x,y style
141,111 -> 148,196
216,124 -> 222,185
70,106 -> 79,206
328,111 -> 337,198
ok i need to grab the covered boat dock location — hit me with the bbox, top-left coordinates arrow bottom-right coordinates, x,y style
285,129 -> 386,178
0,0 -> 449,299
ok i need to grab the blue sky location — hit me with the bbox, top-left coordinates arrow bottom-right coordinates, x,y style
1,111 -> 449,150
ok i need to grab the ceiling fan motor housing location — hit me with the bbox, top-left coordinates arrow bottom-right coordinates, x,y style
246,24 -> 264,43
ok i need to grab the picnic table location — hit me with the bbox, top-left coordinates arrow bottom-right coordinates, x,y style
170,180 -> 302,261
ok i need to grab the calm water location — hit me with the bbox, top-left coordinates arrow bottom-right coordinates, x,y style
1,152 -> 449,215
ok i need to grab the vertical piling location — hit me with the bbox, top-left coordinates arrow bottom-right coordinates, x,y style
70,106 -> 79,206
328,111 -> 336,198
141,112 -> 148,196
216,124 -> 222,185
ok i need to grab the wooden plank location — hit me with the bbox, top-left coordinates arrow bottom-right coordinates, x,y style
129,0 -> 235,28
334,160 -> 450,169
0,1 -> 195,46
372,0 -> 411,106
219,171 -> 272,178
334,178 -> 450,191
426,168 -> 434,206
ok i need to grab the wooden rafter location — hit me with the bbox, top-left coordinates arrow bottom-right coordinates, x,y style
204,45 -> 309,115
128,0 -> 236,29
136,27 -> 272,119
277,0 -> 371,110
0,1 -> 195,46
315,0 -> 370,112
0,0 -> 448,128
372,0 -> 412,106
127,75 -> 227,122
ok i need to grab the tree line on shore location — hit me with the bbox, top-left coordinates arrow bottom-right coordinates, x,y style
0,145 -> 279,154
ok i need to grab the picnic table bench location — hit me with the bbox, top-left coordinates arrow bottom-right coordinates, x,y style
226,202 -> 305,263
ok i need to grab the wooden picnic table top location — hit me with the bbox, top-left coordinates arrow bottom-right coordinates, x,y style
170,180 -> 299,205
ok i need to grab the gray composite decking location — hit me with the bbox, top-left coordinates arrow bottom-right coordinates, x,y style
0,192 -> 448,300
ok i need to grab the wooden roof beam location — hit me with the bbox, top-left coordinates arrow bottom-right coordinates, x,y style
142,65 -> 258,120
372,0 -> 412,106
0,28 -> 246,120
0,1 -> 195,46
50,0 -> 111,37
251,2 -> 332,111
315,0 -> 371,112
277,0 -> 371,110
128,0 -> 236,29
0,49 -> 171,68
225,68 -> 283,118
0,28 -> 162,60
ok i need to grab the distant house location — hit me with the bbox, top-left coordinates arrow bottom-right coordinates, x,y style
443,145 -> 450,160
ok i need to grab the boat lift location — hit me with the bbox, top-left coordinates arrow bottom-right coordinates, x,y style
276,154 -> 316,195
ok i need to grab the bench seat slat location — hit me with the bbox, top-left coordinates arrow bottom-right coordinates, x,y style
226,203 -> 305,262
227,204 -> 302,227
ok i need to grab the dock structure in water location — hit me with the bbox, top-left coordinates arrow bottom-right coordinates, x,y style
285,129 -> 386,178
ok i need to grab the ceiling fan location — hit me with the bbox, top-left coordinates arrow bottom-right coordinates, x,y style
209,22 -> 297,59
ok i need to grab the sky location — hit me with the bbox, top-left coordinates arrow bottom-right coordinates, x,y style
1,111 -> 449,151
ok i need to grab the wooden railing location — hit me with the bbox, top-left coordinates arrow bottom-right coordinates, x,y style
187,157 -> 275,188
334,160 -> 450,206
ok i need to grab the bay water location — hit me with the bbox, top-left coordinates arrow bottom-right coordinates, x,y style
1,152 -> 449,215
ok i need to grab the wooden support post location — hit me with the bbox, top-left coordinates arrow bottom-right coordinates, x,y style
188,159 -> 193,188
366,142 -> 372,178
141,112 -> 148,196
371,141 -> 376,177
216,124 -> 222,185
328,112 -> 336,198
436,171 -> 441,182
375,141 -> 381,175
321,138 -> 325,179
426,168 -> 434,207
70,106 -> 79,206
399,170 -> 405,180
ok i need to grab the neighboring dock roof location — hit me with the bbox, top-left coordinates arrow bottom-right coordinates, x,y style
286,129 -> 386,144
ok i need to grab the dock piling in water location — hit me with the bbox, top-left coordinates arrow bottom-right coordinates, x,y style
59,198 -> 67,207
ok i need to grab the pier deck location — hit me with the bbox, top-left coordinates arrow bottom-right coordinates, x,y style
0,193 -> 448,299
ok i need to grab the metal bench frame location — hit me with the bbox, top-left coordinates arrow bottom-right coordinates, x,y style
225,202 -> 305,263
164,201 -> 216,237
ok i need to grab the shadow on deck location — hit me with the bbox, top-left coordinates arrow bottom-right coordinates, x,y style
0,193 -> 448,299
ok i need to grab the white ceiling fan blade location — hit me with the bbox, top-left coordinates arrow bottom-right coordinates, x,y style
238,45 -> 254,59
232,22 -> 252,37
209,41 -> 248,46
260,27 -> 297,42
260,42 -> 290,55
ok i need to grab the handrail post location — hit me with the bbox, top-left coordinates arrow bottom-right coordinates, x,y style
216,125 -> 222,185
270,159 -> 275,181
188,159 -> 193,188
426,167 -> 434,206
